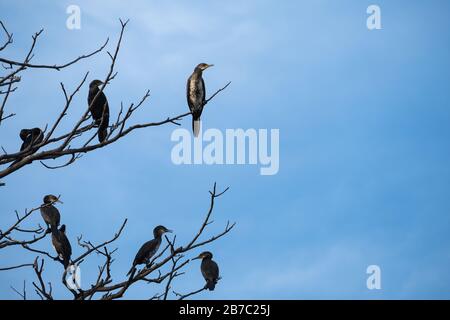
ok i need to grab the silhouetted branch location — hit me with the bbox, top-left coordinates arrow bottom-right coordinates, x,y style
0,262 -> 35,271
10,281 -> 27,300
1,16 -> 234,301
75,183 -> 235,300
0,19 -> 230,181
174,287 -> 208,300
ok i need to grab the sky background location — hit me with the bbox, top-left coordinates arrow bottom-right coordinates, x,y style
1,0 -> 450,299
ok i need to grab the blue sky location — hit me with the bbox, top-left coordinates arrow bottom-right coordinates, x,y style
1,0 -> 450,299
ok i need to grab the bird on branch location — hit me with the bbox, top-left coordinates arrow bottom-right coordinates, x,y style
193,251 -> 220,291
51,224 -> 72,269
40,194 -> 62,233
88,79 -> 110,143
19,127 -> 43,152
9,127 -> 43,167
127,225 -> 172,276
186,63 -> 213,137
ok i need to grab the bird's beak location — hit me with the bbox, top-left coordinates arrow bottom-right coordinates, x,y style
165,229 -> 173,233
193,255 -> 202,260
206,64 -> 214,69
57,200 -> 63,204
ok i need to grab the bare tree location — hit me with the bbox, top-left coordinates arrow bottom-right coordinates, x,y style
0,19 -> 234,300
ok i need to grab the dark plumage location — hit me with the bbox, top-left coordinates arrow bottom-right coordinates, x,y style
194,251 -> 219,291
9,127 -> 43,167
186,63 -> 213,137
20,127 -> 43,152
88,79 -> 110,143
40,195 -> 62,233
127,225 -> 172,276
52,224 -> 72,269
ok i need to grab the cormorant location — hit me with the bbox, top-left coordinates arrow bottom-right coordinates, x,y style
9,127 -> 43,166
88,79 -> 110,143
19,127 -> 43,152
126,225 -> 172,276
40,194 -> 62,233
51,224 -> 72,269
186,63 -> 213,137
193,251 -> 219,291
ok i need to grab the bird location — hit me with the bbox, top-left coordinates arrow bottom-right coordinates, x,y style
186,63 -> 213,137
40,194 -> 62,233
88,79 -> 110,143
193,251 -> 220,291
9,127 -> 43,167
19,127 -> 43,152
126,225 -> 172,276
51,224 -> 72,269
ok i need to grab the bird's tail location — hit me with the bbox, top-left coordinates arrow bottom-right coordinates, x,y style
192,118 -> 201,138
98,127 -> 108,143
98,107 -> 109,143
63,258 -> 71,270
205,280 -> 216,291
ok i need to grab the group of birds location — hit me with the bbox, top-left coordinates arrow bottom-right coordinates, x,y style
14,63 -> 213,159
127,225 -> 220,291
32,63 -> 219,291
39,196 -> 220,291
88,62 -> 214,140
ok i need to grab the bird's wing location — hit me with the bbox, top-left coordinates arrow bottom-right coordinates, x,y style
201,77 -> 206,104
186,74 -> 195,111
61,233 -> 72,257
52,233 -> 63,257
88,89 -> 108,121
134,239 -> 157,265
49,206 -> 61,226
202,260 -> 219,281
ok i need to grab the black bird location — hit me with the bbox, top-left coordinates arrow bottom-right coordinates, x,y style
186,63 -> 213,137
40,195 -> 62,233
88,79 -> 110,143
20,127 -> 43,152
127,225 -> 172,276
9,127 -> 43,167
193,251 -> 220,291
52,224 -> 72,269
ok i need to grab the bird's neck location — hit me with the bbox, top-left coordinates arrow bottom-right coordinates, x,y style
154,234 -> 162,241
89,86 -> 99,93
193,69 -> 203,77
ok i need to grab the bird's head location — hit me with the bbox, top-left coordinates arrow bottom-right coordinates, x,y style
31,127 -> 42,135
195,63 -> 214,72
153,225 -> 172,238
193,251 -> 213,260
43,194 -> 63,205
89,79 -> 104,88
19,129 -> 31,141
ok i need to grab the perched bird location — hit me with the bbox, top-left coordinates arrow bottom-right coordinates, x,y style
9,127 -> 43,167
19,127 -> 43,152
40,194 -> 62,233
186,63 -> 213,137
88,79 -> 110,143
193,251 -> 220,291
52,224 -> 72,269
127,225 -> 172,276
